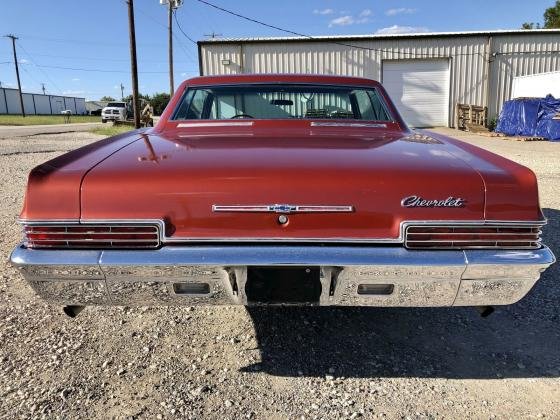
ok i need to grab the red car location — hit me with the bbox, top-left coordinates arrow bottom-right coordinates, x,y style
10,74 -> 555,317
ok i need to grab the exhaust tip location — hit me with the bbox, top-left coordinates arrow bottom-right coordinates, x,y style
476,306 -> 495,318
63,305 -> 85,318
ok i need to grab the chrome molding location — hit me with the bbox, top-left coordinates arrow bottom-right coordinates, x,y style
177,121 -> 254,128
212,204 -> 354,214
310,122 -> 388,128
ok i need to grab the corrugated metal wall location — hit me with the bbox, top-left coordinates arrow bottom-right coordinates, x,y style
200,33 -> 560,127
0,88 -> 87,115
489,33 -> 560,117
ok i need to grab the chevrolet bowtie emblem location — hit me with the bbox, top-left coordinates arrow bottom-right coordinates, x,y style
212,204 -> 354,214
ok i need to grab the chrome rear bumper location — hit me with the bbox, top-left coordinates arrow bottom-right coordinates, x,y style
9,245 -> 555,307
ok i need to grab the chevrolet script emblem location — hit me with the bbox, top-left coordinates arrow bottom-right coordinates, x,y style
212,204 -> 354,214
401,196 -> 466,208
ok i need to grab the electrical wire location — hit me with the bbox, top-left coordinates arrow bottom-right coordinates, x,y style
195,0 -> 558,58
17,33 -> 163,48
173,9 -> 198,45
192,0 -> 493,59
19,51 -> 193,64
16,41 -> 64,95
32,64 -> 169,74
19,65 -> 45,91
134,4 -> 199,62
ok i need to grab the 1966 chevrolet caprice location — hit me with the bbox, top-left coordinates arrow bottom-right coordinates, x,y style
10,74 -> 556,316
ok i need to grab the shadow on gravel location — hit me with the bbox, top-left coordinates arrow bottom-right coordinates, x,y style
241,208 -> 559,379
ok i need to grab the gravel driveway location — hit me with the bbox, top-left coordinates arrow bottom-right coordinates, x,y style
0,129 -> 558,419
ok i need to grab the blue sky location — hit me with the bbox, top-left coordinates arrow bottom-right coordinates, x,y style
0,0 -> 553,100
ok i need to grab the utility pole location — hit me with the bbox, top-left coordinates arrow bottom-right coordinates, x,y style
168,0 -> 174,96
5,34 -> 25,117
41,83 -> 46,95
161,0 -> 183,97
126,0 -> 140,128
120,83 -> 125,101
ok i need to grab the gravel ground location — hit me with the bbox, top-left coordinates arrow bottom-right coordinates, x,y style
0,129 -> 558,419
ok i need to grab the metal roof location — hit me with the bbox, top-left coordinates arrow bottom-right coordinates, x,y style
198,29 -> 560,44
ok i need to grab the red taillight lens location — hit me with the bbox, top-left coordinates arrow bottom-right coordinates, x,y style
23,224 -> 160,249
405,225 -> 542,249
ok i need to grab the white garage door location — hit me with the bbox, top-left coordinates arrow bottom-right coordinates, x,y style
382,60 -> 450,127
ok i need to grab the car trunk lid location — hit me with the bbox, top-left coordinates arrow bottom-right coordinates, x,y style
80,127 -> 485,241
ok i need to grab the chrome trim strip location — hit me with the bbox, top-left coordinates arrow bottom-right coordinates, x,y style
177,121 -> 254,128
310,122 -> 388,128
212,204 -> 354,214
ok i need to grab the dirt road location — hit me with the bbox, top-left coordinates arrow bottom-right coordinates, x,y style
0,129 -> 558,419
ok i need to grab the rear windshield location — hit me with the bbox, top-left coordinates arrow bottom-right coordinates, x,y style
171,84 -> 393,121
107,102 -> 125,108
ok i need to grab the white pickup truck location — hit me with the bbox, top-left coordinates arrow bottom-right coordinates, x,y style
101,102 -> 129,123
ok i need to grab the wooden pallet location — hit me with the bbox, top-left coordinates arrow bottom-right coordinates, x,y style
464,122 -> 490,134
456,103 -> 488,130
500,136 -> 547,142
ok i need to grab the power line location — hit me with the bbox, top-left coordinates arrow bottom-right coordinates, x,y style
16,41 -> 64,95
17,33 -> 164,48
17,51 -> 195,64
193,0 -> 486,58
194,0 -> 310,39
32,64 -> 169,74
173,10 -> 197,44
134,4 -> 198,62
493,50 -> 560,56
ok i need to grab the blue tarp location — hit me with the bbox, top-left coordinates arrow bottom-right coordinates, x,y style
496,95 -> 560,141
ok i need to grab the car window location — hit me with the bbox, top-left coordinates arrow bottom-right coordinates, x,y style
107,102 -> 125,108
172,84 -> 393,121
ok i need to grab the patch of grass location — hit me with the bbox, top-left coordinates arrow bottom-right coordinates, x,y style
0,115 -> 101,126
88,125 -> 135,137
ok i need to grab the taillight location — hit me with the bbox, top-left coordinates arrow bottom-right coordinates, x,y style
405,224 -> 542,249
22,224 -> 161,249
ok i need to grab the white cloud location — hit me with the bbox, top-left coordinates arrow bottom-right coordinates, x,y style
62,90 -> 85,95
385,8 -> 417,16
18,58 -> 29,64
328,10 -> 373,27
375,25 -> 428,34
329,15 -> 355,27
313,8 -> 334,15
71,78 -> 80,82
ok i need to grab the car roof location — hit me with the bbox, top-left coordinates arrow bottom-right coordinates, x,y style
180,74 -> 382,89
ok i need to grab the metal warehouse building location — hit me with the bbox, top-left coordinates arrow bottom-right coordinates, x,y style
197,29 -> 560,127
0,88 -> 87,115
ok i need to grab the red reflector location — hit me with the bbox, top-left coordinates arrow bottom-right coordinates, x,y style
22,224 -> 160,249
405,224 -> 542,249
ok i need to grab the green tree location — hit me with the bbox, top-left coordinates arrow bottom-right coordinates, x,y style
544,0 -> 560,28
123,93 -> 150,103
100,96 -> 115,101
522,1 -> 560,28
149,92 -> 171,116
